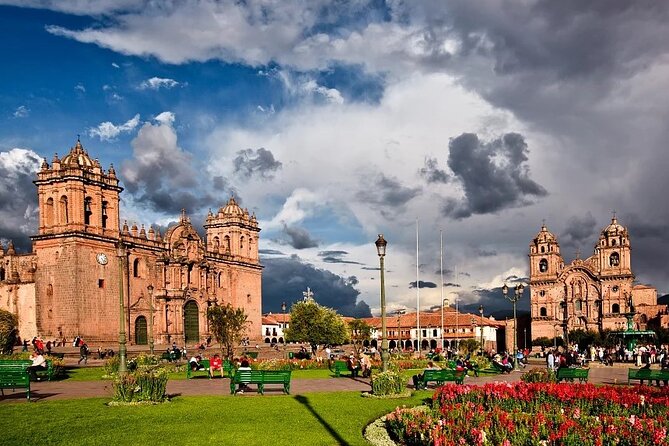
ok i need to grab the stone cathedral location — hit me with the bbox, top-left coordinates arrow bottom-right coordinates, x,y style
529,217 -> 665,341
0,139 -> 262,345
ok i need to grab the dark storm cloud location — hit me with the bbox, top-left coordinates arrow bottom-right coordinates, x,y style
318,250 -> 362,265
262,257 -> 371,317
259,249 -> 286,256
357,173 -> 421,214
443,133 -> 547,219
0,149 -> 41,252
233,147 -> 282,180
443,282 -> 460,288
419,157 -> 450,184
476,248 -> 497,257
282,224 -> 318,249
561,212 -> 597,247
409,280 -> 437,289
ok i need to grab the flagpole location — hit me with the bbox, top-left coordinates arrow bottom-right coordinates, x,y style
416,219 -> 420,356
440,229 -> 444,352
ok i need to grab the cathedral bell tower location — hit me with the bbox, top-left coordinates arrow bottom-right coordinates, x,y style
596,215 -> 632,278
203,197 -> 260,262
529,224 -> 562,279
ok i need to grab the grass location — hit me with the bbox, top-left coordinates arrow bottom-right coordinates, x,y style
0,391 -> 432,446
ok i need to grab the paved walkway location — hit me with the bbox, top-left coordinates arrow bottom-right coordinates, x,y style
0,364 -> 634,403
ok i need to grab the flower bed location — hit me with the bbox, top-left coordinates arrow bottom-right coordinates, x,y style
386,382 -> 669,445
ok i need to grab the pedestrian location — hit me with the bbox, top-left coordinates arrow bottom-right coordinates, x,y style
78,342 -> 89,365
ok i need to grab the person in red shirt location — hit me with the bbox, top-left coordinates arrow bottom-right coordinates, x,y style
209,353 -> 223,378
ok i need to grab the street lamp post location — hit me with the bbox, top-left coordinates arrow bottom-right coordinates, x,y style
478,304 -> 484,356
281,301 -> 287,355
440,298 -> 449,352
117,241 -> 128,375
524,327 -> 527,350
147,284 -> 155,355
375,234 -> 389,372
502,283 -> 525,371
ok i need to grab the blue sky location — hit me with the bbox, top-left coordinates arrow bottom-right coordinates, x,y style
2,1 -> 669,318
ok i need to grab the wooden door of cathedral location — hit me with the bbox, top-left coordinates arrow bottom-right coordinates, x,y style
184,301 -> 199,344
135,316 -> 147,345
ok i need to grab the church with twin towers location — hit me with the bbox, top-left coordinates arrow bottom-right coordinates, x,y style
0,139 -> 263,346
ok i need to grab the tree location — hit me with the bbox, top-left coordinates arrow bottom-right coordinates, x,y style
459,339 -> 480,355
285,300 -> 347,351
0,309 -> 18,355
206,304 -> 249,359
348,319 -> 372,356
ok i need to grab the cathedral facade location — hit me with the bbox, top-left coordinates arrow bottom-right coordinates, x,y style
0,140 -> 262,345
529,218 -> 664,342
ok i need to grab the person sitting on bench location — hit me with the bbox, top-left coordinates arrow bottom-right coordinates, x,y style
346,355 -> 360,377
189,355 -> 204,371
412,361 -> 441,388
27,351 -> 47,381
209,354 -> 223,378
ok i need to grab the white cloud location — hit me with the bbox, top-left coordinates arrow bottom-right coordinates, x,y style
74,83 -> 86,93
111,62 -> 120,68
13,105 -> 29,118
139,77 -> 180,90
263,188 -> 322,230
88,114 -> 140,141
154,111 -> 175,125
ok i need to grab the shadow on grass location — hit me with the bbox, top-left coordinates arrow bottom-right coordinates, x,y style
294,395 -> 350,446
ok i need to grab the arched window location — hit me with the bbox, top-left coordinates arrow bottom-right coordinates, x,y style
133,258 -> 140,278
540,246 -> 545,253
612,303 -> 620,314
101,201 -> 108,228
59,195 -> 69,224
240,236 -> 245,251
84,197 -> 92,225
0,267 -> 5,281
575,299 -> 583,313
540,307 -> 547,317
609,252 -> 620,267
45,197 -> 54,226
213,237 -> 220,251
218,272 -> 223,288
612,239 -> 617,246
224,236 -> 231,252
539,259 -> 548,273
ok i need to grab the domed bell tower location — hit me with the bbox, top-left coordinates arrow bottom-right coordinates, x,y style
529,223 -> 562,279
596,215 -> 632,277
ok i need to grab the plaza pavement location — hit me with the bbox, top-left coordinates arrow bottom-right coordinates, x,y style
0,361 -> 635,403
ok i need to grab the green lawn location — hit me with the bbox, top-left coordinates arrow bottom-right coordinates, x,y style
0,391 -> 432,445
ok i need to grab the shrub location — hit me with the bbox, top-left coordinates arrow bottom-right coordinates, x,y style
104,355 -> 120,376
0,310 -> 18,355
520,367 -> 555,383
371,369 -> 404,396
112,368 -> 168,403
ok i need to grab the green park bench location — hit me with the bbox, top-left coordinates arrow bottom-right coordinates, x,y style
186,359 -> 211,379
332,360 -> 351,377
556,367 -> 589,383
416,368 -> 465,389
230,369 -> 292,395
0,360 -> 31,400
628,368 -> 669,385
34,359 -> 54,381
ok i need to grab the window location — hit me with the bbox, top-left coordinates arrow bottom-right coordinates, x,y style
541,246 -> 545,253
0,267 -> 4,281
612,285 -> 619,292
240,236 -> 245,251
539,259 -> 548,272
609,252 -> 620,267
540,290 -> 546,297
45,197 -> 54,226
218,272 -> 223,288
612,303 -> 620,314
133,258 -> 140,278
433,329 -> 437,337
98,279 -> 105,288
59,195 -> 69,223
84,197 -> 92,225
224,236 -> 231,252
575,299 -> 583,313
213,237 -> 220,251
612,239 -> 617,246
101,201 -> 108,228
540,307 -> 547,317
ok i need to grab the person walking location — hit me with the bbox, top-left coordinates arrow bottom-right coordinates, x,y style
78,342 -> 89,365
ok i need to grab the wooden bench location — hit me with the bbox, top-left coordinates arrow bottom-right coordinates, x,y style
416,369 -> 464,389
628,368 -> 669,385
0,360 -> 31,400
332,360 -> 350,377
230,370 -> 291,395
556,367 -> 589,383
186,359 -> 211,379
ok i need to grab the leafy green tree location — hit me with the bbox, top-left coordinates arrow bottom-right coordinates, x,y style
459,339 -> 480,355
285,300 -> 347,351
206,304 -> 249,359
348,319 -> 372,356
0,309 -> 18,355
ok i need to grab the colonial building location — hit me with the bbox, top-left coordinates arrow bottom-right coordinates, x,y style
0,139 -> 262,345
529,217 -> 665,341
